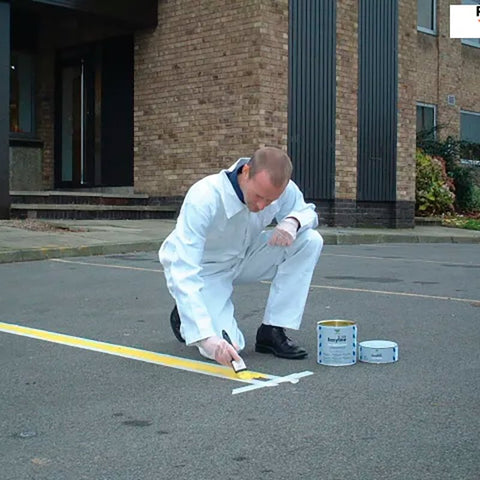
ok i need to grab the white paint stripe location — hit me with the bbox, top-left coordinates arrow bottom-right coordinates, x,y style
232,371 -> 314,395
307,284 -> 480,304
50,259 -> 480,304
260,280 -> 479,304
50,258 -> 163,273
323,253 -> 480,267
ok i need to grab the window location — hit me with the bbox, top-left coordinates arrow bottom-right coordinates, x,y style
460,111 -> 480,165
416,103 -> 436,140
9,51 -> 35,134
417,0 -> 436,34
461,0 -> 480,47
461,111 -> 480,143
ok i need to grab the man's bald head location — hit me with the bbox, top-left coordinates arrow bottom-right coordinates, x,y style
247,147 -> 292,188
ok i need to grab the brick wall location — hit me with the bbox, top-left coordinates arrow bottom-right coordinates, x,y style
256,0 -> 289,148
134,0 -> 288,196
460,43 -> 480,114
335,0 -> 358,200
26,0 -> 479,226
397,0 -> 417,203
416,33 -> 438,106
332,0 -> 416,226
35,44 -> 54,189
436,0 -> 462,138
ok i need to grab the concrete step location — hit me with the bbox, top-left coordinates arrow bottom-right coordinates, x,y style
52,186 -> 135,194
10,190 -> 152,206
10,203 -> 179,220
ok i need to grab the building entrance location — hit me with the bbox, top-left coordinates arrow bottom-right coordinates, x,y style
55,36 -> 133,188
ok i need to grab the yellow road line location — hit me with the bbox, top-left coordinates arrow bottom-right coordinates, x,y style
0,322 -> 270,383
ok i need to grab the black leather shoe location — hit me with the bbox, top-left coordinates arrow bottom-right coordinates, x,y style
170,305 -> 185,343
255,324 -> 307,359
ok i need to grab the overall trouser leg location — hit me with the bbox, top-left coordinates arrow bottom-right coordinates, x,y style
234,229 -> 323,329
196,268 -> 246,351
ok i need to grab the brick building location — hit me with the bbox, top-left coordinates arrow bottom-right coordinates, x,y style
416,0 -> 480,145
2,0 -> 479,226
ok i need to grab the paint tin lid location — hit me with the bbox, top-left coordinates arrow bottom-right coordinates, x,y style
318,320 -> 356,327
359,339 -> 399,363
359,340 -> 397,349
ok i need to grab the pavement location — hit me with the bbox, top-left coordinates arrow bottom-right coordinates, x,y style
0,217 -> 479,264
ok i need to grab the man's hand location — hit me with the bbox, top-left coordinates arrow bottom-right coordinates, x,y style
198,336 -> 242,367
269,217 -> 299,247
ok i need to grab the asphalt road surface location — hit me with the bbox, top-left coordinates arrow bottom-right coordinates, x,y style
1,243 -> 479,480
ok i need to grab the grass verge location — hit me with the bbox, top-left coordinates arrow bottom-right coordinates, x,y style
441,214 -> 480,231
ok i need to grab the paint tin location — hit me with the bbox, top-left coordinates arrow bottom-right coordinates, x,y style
359,340 -> 398,364
317,320 -> 357,366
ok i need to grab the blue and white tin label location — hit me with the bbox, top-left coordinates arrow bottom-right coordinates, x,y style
359,340 -> 398,364
317,320 -> 357,366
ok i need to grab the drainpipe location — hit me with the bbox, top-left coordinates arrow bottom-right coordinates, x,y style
0,1 -> 10,218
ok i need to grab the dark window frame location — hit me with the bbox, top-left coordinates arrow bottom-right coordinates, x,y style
416,102 -> 436,140
9,49 -> 36,137
417,0 -> 437,35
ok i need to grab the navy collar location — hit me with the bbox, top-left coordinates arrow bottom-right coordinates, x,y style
226,158 -> 248,203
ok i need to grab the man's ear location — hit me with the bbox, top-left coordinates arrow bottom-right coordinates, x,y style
242,164 -> 250,178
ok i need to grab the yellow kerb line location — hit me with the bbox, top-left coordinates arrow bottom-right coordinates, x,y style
0,322 -> 270,384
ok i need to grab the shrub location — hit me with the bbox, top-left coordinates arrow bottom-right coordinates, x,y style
415,149 -> 455,215
417,132 -> 480,212
472,185 -> 480,211
452,163 -> 478,212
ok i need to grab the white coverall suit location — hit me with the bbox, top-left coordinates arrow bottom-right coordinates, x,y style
158,158 -> 323,350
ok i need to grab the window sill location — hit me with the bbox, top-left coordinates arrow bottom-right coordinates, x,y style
417,27 -> 437,36
461,40 -> 480,48
9,135 -> 43,148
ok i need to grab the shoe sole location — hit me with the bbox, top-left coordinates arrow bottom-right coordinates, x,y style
170,306 -> 185,343
255,343 -> 308,359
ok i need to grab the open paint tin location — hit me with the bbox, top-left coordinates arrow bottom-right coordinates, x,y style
317,320 -> 357,366
359,340 -> 398,364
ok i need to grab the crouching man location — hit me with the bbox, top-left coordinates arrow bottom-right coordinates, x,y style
159,146 -> 323,367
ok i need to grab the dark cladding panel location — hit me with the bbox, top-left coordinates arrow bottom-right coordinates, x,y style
358,0 -> 398,201
101,36 -> 134,186
0,1 -> 11,218
288,0 -> 336,200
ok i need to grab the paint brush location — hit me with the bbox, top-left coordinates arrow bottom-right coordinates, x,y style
222,329 -> 247,373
